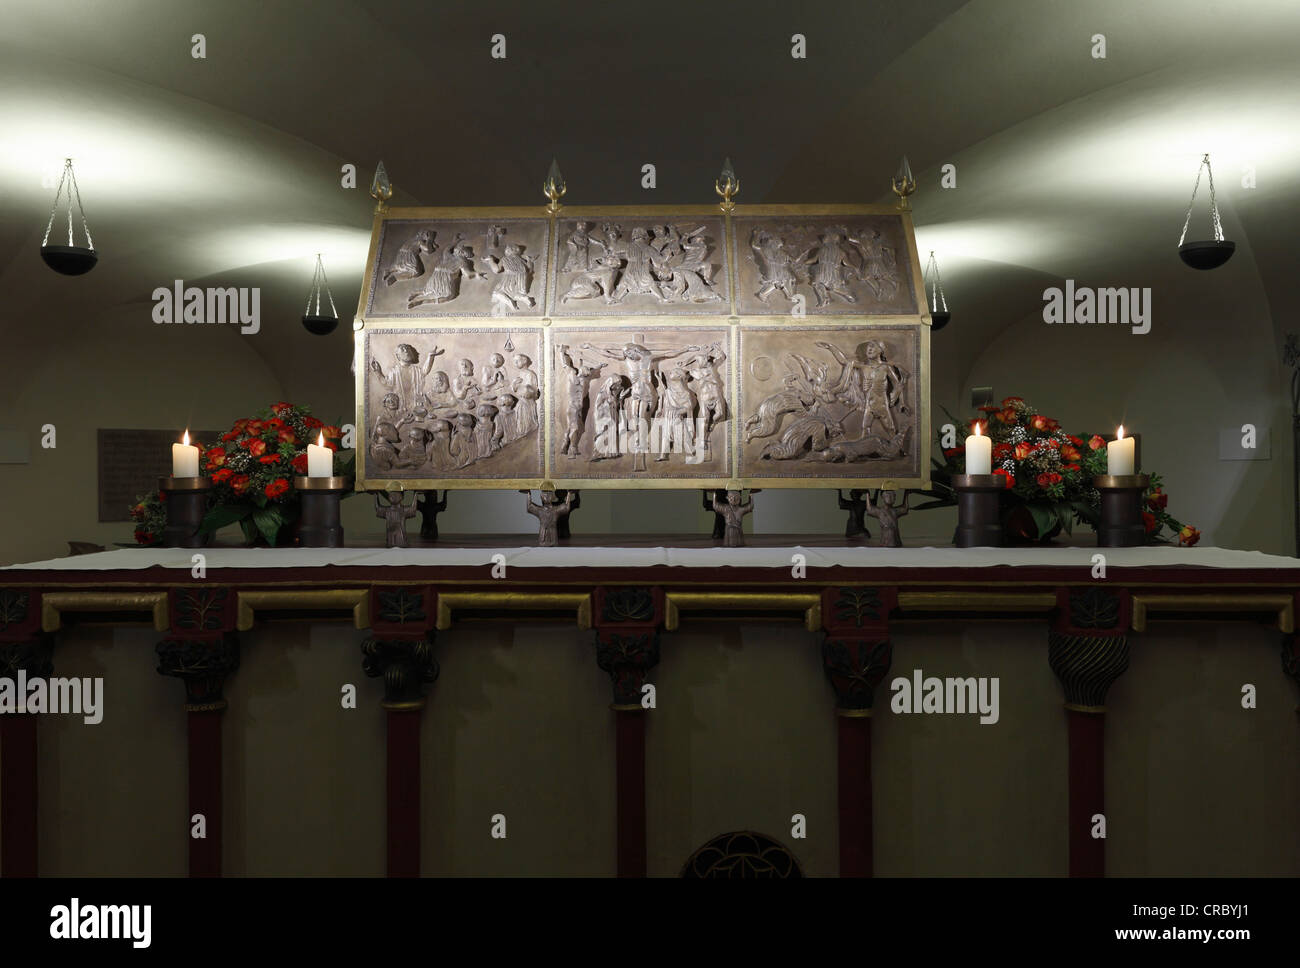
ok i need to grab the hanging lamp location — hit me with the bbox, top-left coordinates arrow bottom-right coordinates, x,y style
40,158 -> 97,275
1178,153 -> 1235,270
301,254 -> 339,335
923,250 -> 950,331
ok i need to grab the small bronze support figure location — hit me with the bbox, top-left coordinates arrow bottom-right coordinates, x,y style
555,489 -> 579,540
711,490 -> 753,548
703,489 -> 727,539
837,489 -> 873,540
527,490 -> 575,547
417,490 -> 448,541
867,489 -> 909,548
375,489 -> 418,548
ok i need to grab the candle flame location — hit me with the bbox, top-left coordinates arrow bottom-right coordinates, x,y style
1116,425 -> 1125,440
182,429 -> 190,446
317,432 -> 324,447
973,423 -> 982,437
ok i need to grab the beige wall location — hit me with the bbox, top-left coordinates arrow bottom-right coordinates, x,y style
13,617 -> 1298,876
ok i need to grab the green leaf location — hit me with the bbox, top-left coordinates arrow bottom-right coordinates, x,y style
200,503 -> 251,534
1025,502 -> 1057,538
252,507 -> 282,545
239,517 -> 259,545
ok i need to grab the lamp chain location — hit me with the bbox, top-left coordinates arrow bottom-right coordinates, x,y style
1179,153 -> 1224,246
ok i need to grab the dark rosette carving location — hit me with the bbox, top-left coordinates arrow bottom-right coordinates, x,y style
601,588 -> 655,624
821,636 -> 892,710
1068,588 -> 1120,630
681,831 -> 803,878
833,587 -> 881,627
595,630 -> 660,706
174,587 -> 229,632
361,634 -> 438,705
157,633 -> 240,707
377,588 -> 427,625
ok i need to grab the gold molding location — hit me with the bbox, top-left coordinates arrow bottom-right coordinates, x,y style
435,591 -> 592,630
381,699 -> 425,712
1131,593 -> 1294,633
663,591 -> 821,631
236,589 -> 370,631
896,591 -> 1058,612
41,591 -> 169,632
1064,702 -> 1107,714
836,707 -> 872,718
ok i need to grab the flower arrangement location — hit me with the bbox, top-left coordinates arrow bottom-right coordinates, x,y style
917,396 -> 1199,545
128,490 -> 168,546
127,403 -> 352,547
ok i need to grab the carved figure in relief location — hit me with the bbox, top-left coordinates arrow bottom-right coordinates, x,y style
749,227 -> 801,303
562,221 -> 607,273
483,244 -> 537,310
854,229 -> 899,300
561,251 -> 623,303
651,224 -> 683,261
527,490 -> 575,547
798,230 -> 860,307
608,228 -> 668,303
485,224 -> 506,251
759,411 -> 845,460
810,427 -> 911,463
482,352 -> 507,393
819,339 -> 908,439
662,228 -> 721,303
419,371 -> 457,414
474,403 -> 501,458
744,354 -> 836,443
449,412 -> 478,469
653,363 -> 696,460
452,358 -> 482,405
424,419 -> 454,471
511,354 -> 539,438
371,343 -> 445,413
867,489 -> 909,548
683,344 -> 727,449
557,345 -> 605,458
383,229 -> 436,286
408,238 -> 484,308
581,341 -> 700,460
393,426 -> 433,469
592,375 -> 630,460
495,392 -> 519,444
711,490 -> 753,548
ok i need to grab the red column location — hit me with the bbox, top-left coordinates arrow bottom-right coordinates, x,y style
821,586 -> 897,878
614,708 -> 647,877
187,707 -> 224,877
1048,588 -> 1130,878
386,707 -> 422,877
593,587 -> 662,877
835,711 -> 873,877
1065,708 -> 1105,877
0,712 -> 39,877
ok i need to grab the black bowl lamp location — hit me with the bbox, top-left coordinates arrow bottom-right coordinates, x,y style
1178,153 -> 1235,270
40,158 -> 97,275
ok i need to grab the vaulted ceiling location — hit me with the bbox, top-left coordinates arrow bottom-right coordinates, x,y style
3,0 -> 1297,412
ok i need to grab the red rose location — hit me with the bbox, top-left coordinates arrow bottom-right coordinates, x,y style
264,478 -> 290,499
1060,444 -> 1081,461
221,430 -> 239,442
245,420 -> 264,436
212,468 -> 233,483
230,474 -> 251,496
259,454 -> 282,464
271,402 -> 294,415
1013,442 -> 1034,461
996,408 -> 1017,424
1030,415 -> 1050,431
1036,472 -> 1062,487
1146,489 -> 1168,510
1088,435 -> 1106,451
264,417 -> 285,430
277,427 -> 296,444
303,416 -> 323,430
1043,438 -> 1060,450
1067,435 -> 1084,447
206,447 -> 227,469
993,468 -> 1015,489
993,443 -> 1012,458
232,418 -> 249,433
1001,397 -> 1024,406
1178,525 -> 1201,547
245,438 -> 267,457
1064,463 -> 1081,472
291,453 -> 309,474
134,529 -> 149,544
322,425 -> 343,440
1142,511 -> 1157,534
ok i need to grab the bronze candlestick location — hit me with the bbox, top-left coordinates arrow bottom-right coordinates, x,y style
1093,474 -> 1150,547
160,476 -> 212,548
294,476 -> 352,548
952,474 -> 1004,548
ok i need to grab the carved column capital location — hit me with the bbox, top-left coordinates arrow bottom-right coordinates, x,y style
1048,588 -> 1130,711
593,587 -> 662,709
820,587 -> 896,713
361,634 -> 438,710
156,633 -> 240,711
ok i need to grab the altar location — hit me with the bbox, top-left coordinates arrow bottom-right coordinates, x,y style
3,542 -> 1297,877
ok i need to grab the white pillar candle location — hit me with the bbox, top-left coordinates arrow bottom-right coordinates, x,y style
965,424 -> 992,475
1107,426 -> 1135,475
172,430 -> 199,477
307,432 -> 333,477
